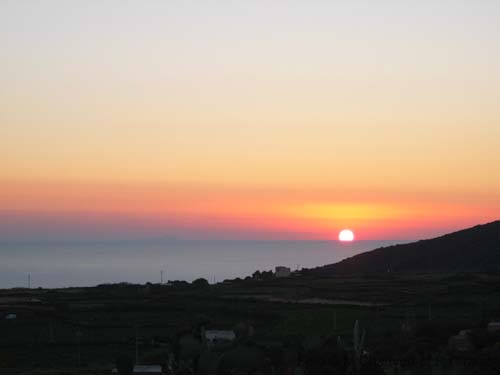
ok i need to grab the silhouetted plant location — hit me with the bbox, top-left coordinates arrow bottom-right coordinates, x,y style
192,278 -> 210,288
353,320 -> 366,374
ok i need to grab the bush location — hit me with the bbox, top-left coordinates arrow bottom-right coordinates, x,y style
192,278 -> 210,288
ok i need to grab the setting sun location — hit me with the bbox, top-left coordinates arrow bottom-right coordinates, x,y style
338,229 -> 355,242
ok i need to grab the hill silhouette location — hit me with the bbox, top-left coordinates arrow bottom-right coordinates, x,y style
306,220 -> 500,275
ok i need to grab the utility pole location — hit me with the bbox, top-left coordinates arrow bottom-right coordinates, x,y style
160,270 -> 163,284
28,273 -> 31,289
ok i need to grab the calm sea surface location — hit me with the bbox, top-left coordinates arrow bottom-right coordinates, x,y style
0,240 -> 408,288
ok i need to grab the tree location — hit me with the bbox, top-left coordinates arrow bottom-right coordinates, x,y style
192,278 -> 209,288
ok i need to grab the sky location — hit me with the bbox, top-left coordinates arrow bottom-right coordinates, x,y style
2,1 -> 500,242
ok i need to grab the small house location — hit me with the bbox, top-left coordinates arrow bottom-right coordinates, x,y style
205,329 -> 235,346
487,322 -> 500,335
133,365 -> 164,375
275,266 -> 291,278
113,365 -> 164,375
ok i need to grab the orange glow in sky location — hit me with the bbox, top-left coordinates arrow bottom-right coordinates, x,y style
2,2 -> 500,241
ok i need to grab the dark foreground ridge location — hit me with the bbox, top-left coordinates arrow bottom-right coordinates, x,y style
307,220 -> 500,276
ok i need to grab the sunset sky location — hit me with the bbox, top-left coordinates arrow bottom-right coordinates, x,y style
2,1 -> 500,241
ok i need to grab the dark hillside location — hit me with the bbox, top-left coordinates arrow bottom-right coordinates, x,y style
306,220 -> 500,276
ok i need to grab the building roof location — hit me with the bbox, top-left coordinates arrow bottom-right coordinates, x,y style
487,322 -> 500,331
205,329 -> 235,341
133,365 -> 163,373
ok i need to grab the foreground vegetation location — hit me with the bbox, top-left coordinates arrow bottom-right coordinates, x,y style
1,271 -> 500,374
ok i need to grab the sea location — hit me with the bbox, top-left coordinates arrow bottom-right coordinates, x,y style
0,240 -> 408,288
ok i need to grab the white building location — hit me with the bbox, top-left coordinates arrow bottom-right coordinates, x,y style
487,322 -> 500,334
113,365 -> 164,375
275,266 -> 291,278
204,329 -> 235,346
133,365 -> 163,374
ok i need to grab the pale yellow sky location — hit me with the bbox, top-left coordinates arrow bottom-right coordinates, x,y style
2,1 -> 500,239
